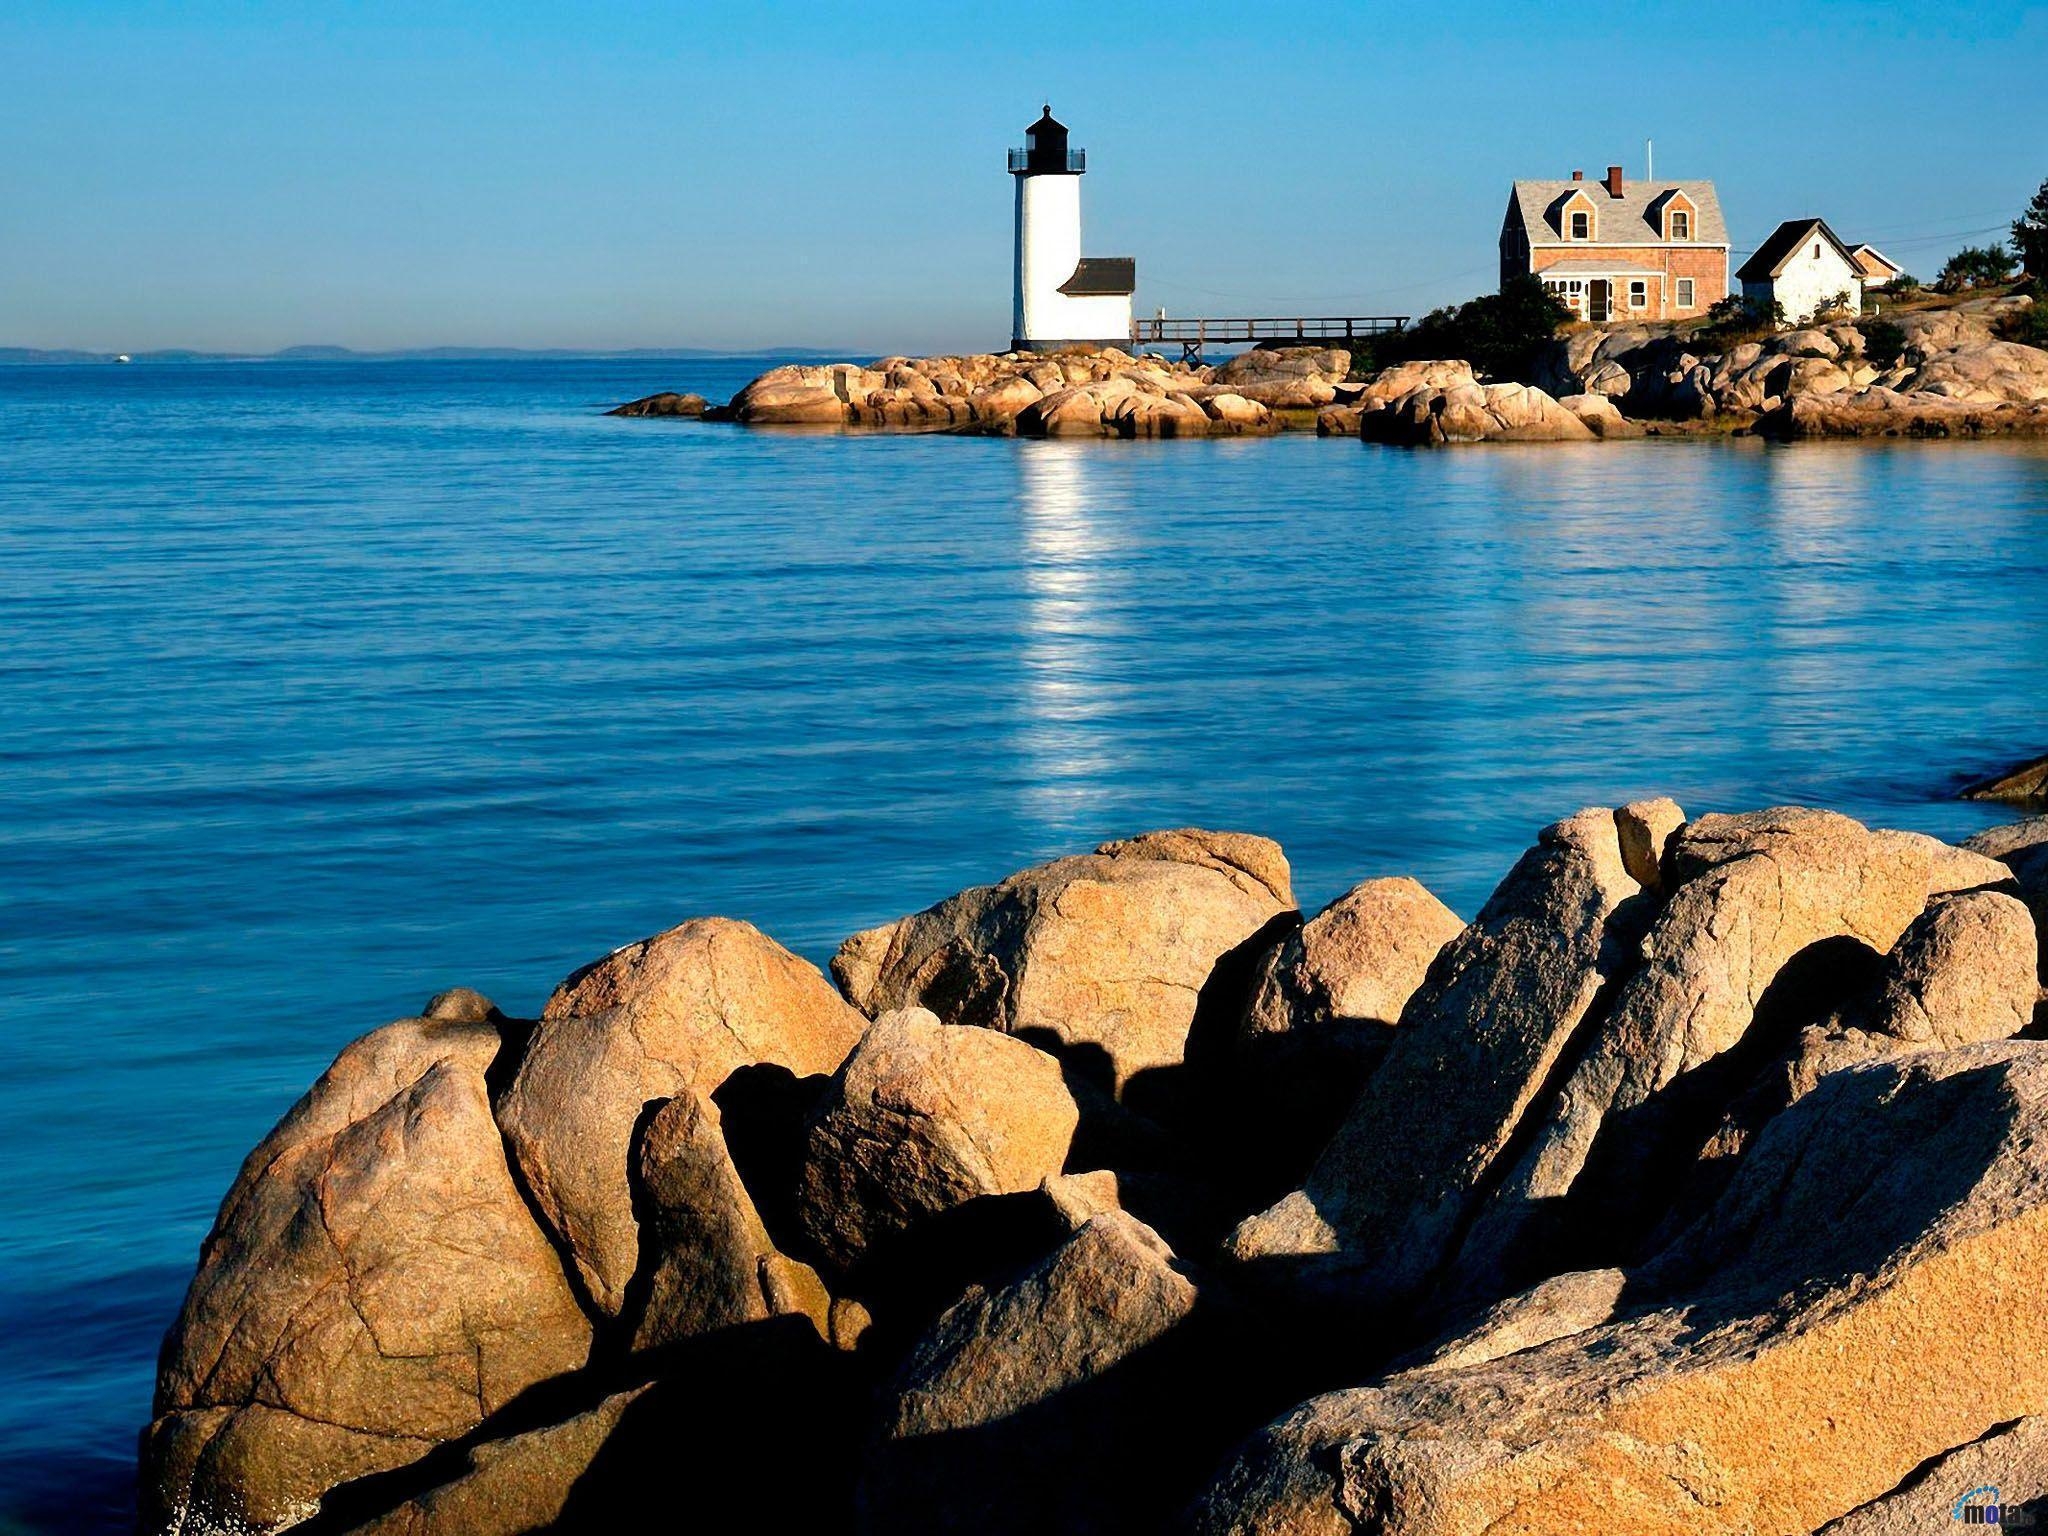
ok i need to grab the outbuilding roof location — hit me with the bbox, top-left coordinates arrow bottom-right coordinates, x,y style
1508,179 -> 1727,246
1736,218 -> 1857,282
1058,257 -> 1136,296
1851,243 -> 1903,279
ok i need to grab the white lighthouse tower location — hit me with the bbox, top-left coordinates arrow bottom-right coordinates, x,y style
1010,106 -> 1136,351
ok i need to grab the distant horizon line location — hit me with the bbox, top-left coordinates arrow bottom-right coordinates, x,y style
0,342 -> 879,365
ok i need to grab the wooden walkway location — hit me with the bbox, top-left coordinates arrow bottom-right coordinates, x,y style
1130,315 -> 1408,364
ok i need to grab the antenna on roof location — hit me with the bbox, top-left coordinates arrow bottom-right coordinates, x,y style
1647,138 -> 1654,180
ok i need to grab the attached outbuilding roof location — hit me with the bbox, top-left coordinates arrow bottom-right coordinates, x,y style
1507,179 -> 1728,246
1736,218 -> 1858,282
1851,243 -> 1903,280
1058,257 -> 1136,296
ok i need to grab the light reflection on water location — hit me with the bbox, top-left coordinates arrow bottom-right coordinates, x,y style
0,359 -> 2044,1530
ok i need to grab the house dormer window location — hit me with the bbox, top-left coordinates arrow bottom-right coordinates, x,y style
1670,209 -> 1690,240
1570,210 -> 1590,239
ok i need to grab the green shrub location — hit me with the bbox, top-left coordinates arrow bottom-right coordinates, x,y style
1995,302 -> 2048,349
1859,318 -> 1907,368
1888,272 -> 1921,295
1696,294 -> 1784,345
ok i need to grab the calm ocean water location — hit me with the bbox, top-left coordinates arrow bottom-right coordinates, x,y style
2,357 -> 2046,1529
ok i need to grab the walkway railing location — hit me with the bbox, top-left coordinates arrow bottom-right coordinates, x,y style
1130,315 -> 1408,363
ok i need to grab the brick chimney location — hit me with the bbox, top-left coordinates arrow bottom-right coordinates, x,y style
1604,164 -> 1625,197
1571,169 -> 1585,181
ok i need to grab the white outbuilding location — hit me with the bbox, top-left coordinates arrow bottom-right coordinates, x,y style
1010,107 -> 1136,351
1736,218 -> 1864,325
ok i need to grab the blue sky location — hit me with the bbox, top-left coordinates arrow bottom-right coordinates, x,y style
3,1 -> 2043,354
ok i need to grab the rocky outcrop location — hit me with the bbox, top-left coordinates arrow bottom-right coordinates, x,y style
1461,811 -> 1950,1253
1193,1040 -> 2048,1536
833,829 -> 1293,1094
1762,387 -> 2048,438
794,1008 -> 1078,1279
1529,295 -> 2048,435
701,349 -> 1326,438
606,391 -> 709,418
1965,750 -> 2048,805
143,1010 -> 592,1536
147,812 -> 2048,1535
497,917 -> 865,1315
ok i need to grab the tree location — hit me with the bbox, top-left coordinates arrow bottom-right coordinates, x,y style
1375,276 -> 1572,380
1936,244 -> 2015,293
2015,177 -> 2048,278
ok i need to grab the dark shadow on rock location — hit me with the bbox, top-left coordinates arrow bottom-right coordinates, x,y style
558,1317 -> 861,1531
1564,934 -> 1889,1273
297,1316 -> 861,1534
860,1289 -> 1291,1536
1627,1055 -> 2022,1330
711,1063 -> 831,1259
1213,1025 -> 1395,1207
840,1190 -> 1074,1362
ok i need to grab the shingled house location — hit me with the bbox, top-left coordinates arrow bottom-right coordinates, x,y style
1500,165 -> 1729,323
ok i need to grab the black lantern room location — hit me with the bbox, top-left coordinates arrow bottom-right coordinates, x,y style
1009,105 -> 1084,176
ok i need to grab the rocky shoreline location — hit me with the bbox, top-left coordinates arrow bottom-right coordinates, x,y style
144,803 -> 2048,1533
609,292 -> 2048,443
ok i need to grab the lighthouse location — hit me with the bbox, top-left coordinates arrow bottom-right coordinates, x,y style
1009,106 -> 1136,351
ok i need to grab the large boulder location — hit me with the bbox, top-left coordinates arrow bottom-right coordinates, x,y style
1861,888 -> 2038,1046
1211,347 -> 1350,387
1557,391 -> 1644,438
1360,379 -> 1597,444
727,366 -> 853,426
865,1210 -> 1222,1535
1240,876 -> 1464,1046
1225,807 -> 1648,1313
833,829 -> 1294,1095
1354,359 -> 1476,406
1192,1040 -> 2048,1536
497,917 -> 865,1315
794,1008 -> 1079,1278
143,1012 -> 593,1536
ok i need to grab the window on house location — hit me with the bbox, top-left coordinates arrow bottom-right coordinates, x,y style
1628,280 -> 1648,308
1813,242 -> 1822,259
1677,278 -> 1696,308
1671,210 -> 1690,240
1570,211 -> 1590,239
